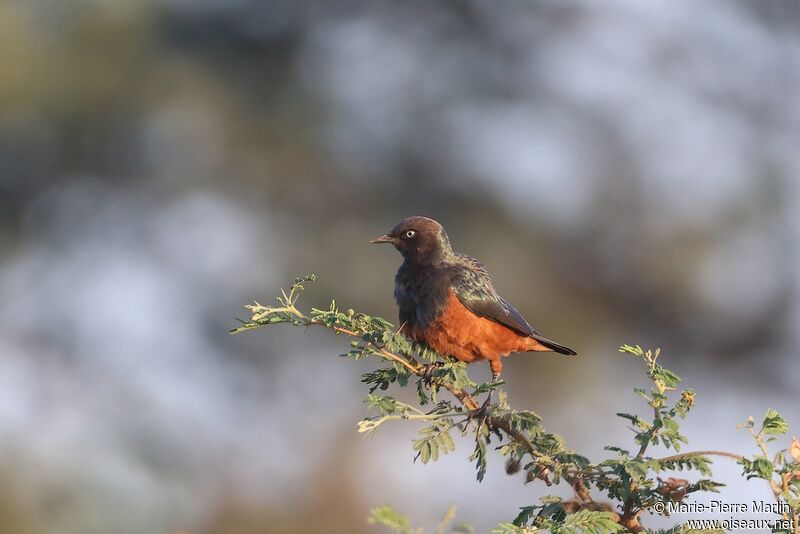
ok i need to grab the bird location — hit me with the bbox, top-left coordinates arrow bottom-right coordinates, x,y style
370,216 -> 576,407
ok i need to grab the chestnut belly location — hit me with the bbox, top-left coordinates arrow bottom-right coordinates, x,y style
403,292 -> 548,363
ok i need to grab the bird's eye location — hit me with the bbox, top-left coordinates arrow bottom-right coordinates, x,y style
405,230 -> 416,238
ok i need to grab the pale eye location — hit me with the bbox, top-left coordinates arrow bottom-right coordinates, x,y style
405,230 -> 416,238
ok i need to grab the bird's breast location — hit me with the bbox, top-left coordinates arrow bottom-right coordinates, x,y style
403,266 -> 452,327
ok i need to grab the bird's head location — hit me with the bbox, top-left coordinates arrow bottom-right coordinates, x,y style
370,216 -> 453,264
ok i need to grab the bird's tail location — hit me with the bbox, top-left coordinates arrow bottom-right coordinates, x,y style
531,335 -> 577,356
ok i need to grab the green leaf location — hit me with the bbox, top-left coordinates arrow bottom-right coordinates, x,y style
616,413 -> 645,428
416,379 -> 429,406
512,506 -> 536,527
659,455 -> 713,477
650,365 -> 681,388
740,456 -> 774,480
413,425 -> 455,464
362,367 -> 412,393
624,459 -> 649,482
470,434 -> 488,482
761,408 -> 789,436
365,394 -> 398,415
619,344 -> 644,357
556,510 -> 624,534
604,446 -> 631,456
507,410 -> 542,433
473,380 -> 506,395
367,505 -> 411,533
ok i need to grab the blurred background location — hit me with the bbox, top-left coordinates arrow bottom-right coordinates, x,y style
0,0 -> 798,532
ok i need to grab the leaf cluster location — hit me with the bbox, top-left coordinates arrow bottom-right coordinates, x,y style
737,410 -> 800,533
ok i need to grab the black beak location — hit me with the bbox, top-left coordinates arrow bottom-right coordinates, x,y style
369,233 -> 396,244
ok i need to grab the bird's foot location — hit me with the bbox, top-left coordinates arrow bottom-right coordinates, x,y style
420,362 -> 444,387
471,371 -> 500,422
469,391 -> 494,426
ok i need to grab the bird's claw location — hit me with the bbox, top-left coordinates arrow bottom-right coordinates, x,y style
420,362 -> 444,387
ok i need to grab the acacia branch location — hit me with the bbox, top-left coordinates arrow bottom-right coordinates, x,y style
271,311 -> 576,486
309,318 -> 600,488
253,305 -> 753,492
234,282 -> 797,533
305,320 -> 481,410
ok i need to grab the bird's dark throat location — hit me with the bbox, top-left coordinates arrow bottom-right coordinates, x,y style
400,262 -> 453,327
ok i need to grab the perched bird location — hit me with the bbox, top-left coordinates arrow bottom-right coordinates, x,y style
370,216 -> 576,397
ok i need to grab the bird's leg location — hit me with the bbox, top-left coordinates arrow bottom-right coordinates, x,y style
474,361 -> 502,420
